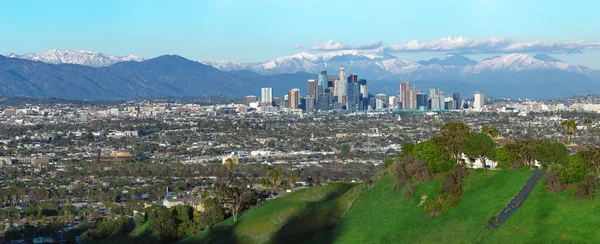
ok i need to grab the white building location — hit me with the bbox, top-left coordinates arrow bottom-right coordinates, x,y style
474,92 -> 484,111
261,87 -> 273,104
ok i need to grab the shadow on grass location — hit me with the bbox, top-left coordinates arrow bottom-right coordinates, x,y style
270,184 -> 355,244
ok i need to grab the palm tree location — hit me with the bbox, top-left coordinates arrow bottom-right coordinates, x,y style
567,120 -> 578,145
584,118 -> 592,138
560,121 -> 569,143
224,158 -> 234,179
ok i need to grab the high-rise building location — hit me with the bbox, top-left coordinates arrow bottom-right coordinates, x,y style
272,96 -> 281,107
318,94 -> 330,112
317,71 -> 328,95
388,96 -> 397,109
244,95 -> 258,106
327,77 -> 335,89
429,86 -> 437,99
308,79 -> 317,97
261,88 -> 273,104
347,81 -> 360,111
409,90 -> 417,110
438,91 -> 445,110
358,79 -> 368,111
376,94 -> 388,108
452,92 -> 461,110
305,95 -> 315,112
400,82 -> 413,110
334,68 -> 347,106
348,74 -> 358,84
431,96 -> 441,110
416,93 -> 429,110
288,89 -> 300,109
474,92 -> 484,111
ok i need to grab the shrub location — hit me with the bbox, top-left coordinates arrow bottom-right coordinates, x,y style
574,175 -> 598,199
423,193 -> 462,219
404,156 -> 432,182
543,171 -> 565,193
560,154 -> 590,184
403,184 -> 417,199
392,160 -> 410,190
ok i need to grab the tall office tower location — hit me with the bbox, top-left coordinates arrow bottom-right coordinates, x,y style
400,82 -> 412,110
474,92 -> 484,111
358,79 -> 368,111
283,94 -> 289,108
429,86 -> 437,99
452,92 -> 461,110
438,91 -> 445,110
318,94 -> 330,112
347,81 -> 360,111
272,97 -> 281,106
388,96 -> 397,109
308,79 -> 317,97
348,74 -> 358,84
317,71 -> 328,95
244,95 -> 258,106
409,89 -> 417,110
430,95 -> 440,110
328,77 -> 335,88
261,87 -> 273,106
334,68 -> 347,106
376,99 -> 384,110
288,89 -> 300,109
375,94 -> 388,108
416,93 -> 429,110
305,95 -> 315,112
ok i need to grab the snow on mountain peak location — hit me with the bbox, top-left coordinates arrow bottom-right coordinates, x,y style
8,49 -> 144,67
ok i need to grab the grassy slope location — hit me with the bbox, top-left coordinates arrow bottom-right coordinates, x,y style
87,221 -> 160,244
332,169 -> 533,244
180,182 -> 362,244
486,183 -> 600,243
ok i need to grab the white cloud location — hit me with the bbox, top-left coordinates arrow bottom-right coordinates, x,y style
295,45 -> 305,50
311,40 -> 383,51
385,37 -> 600,54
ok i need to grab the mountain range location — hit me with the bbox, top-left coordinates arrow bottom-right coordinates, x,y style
0,49 -> 599,100
6,49 -> 144,68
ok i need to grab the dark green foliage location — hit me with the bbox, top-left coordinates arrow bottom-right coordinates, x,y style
495,147 -> 520,169
149,206 -> 177,241
461,132 -> 495,172
82,216 -> 134,240
434,122 -> 470,158
340,143 -> 351,155
506,139 -> 541,169
413,140 -> 453,173
560,154 -> 590,184
534,141 -> 568,169
197,198 -> 224,229
400,142 -> 416,157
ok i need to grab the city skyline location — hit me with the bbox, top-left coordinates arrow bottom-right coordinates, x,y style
1,0 -> 600,68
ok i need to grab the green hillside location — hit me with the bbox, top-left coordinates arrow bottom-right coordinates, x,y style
179,169 -> 600,244
180,182 -> 362,244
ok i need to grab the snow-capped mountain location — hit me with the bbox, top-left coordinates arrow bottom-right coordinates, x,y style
202,50 -> 599,81
6,49 -> 144,67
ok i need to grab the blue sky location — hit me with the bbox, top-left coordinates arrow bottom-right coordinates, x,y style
1,0 -> 599,68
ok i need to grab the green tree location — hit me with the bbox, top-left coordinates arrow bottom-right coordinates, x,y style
434,122 -> 470,159
506,139 -> 541,170
149,206 -> 176,241
495,147 -> 518,169
560,154 -> 590,184
266,168 -> 285,190
218,179 -> 252,223
340,143 -> 351,155
400,142 -> 416,157
534,141 -> 568,169
196,198 -> 224,229
566,120 -> 578,144
578,147 -> 600,172
584,118 -> 592,138
413,140 -> 452,173
461,132 -> 495,173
